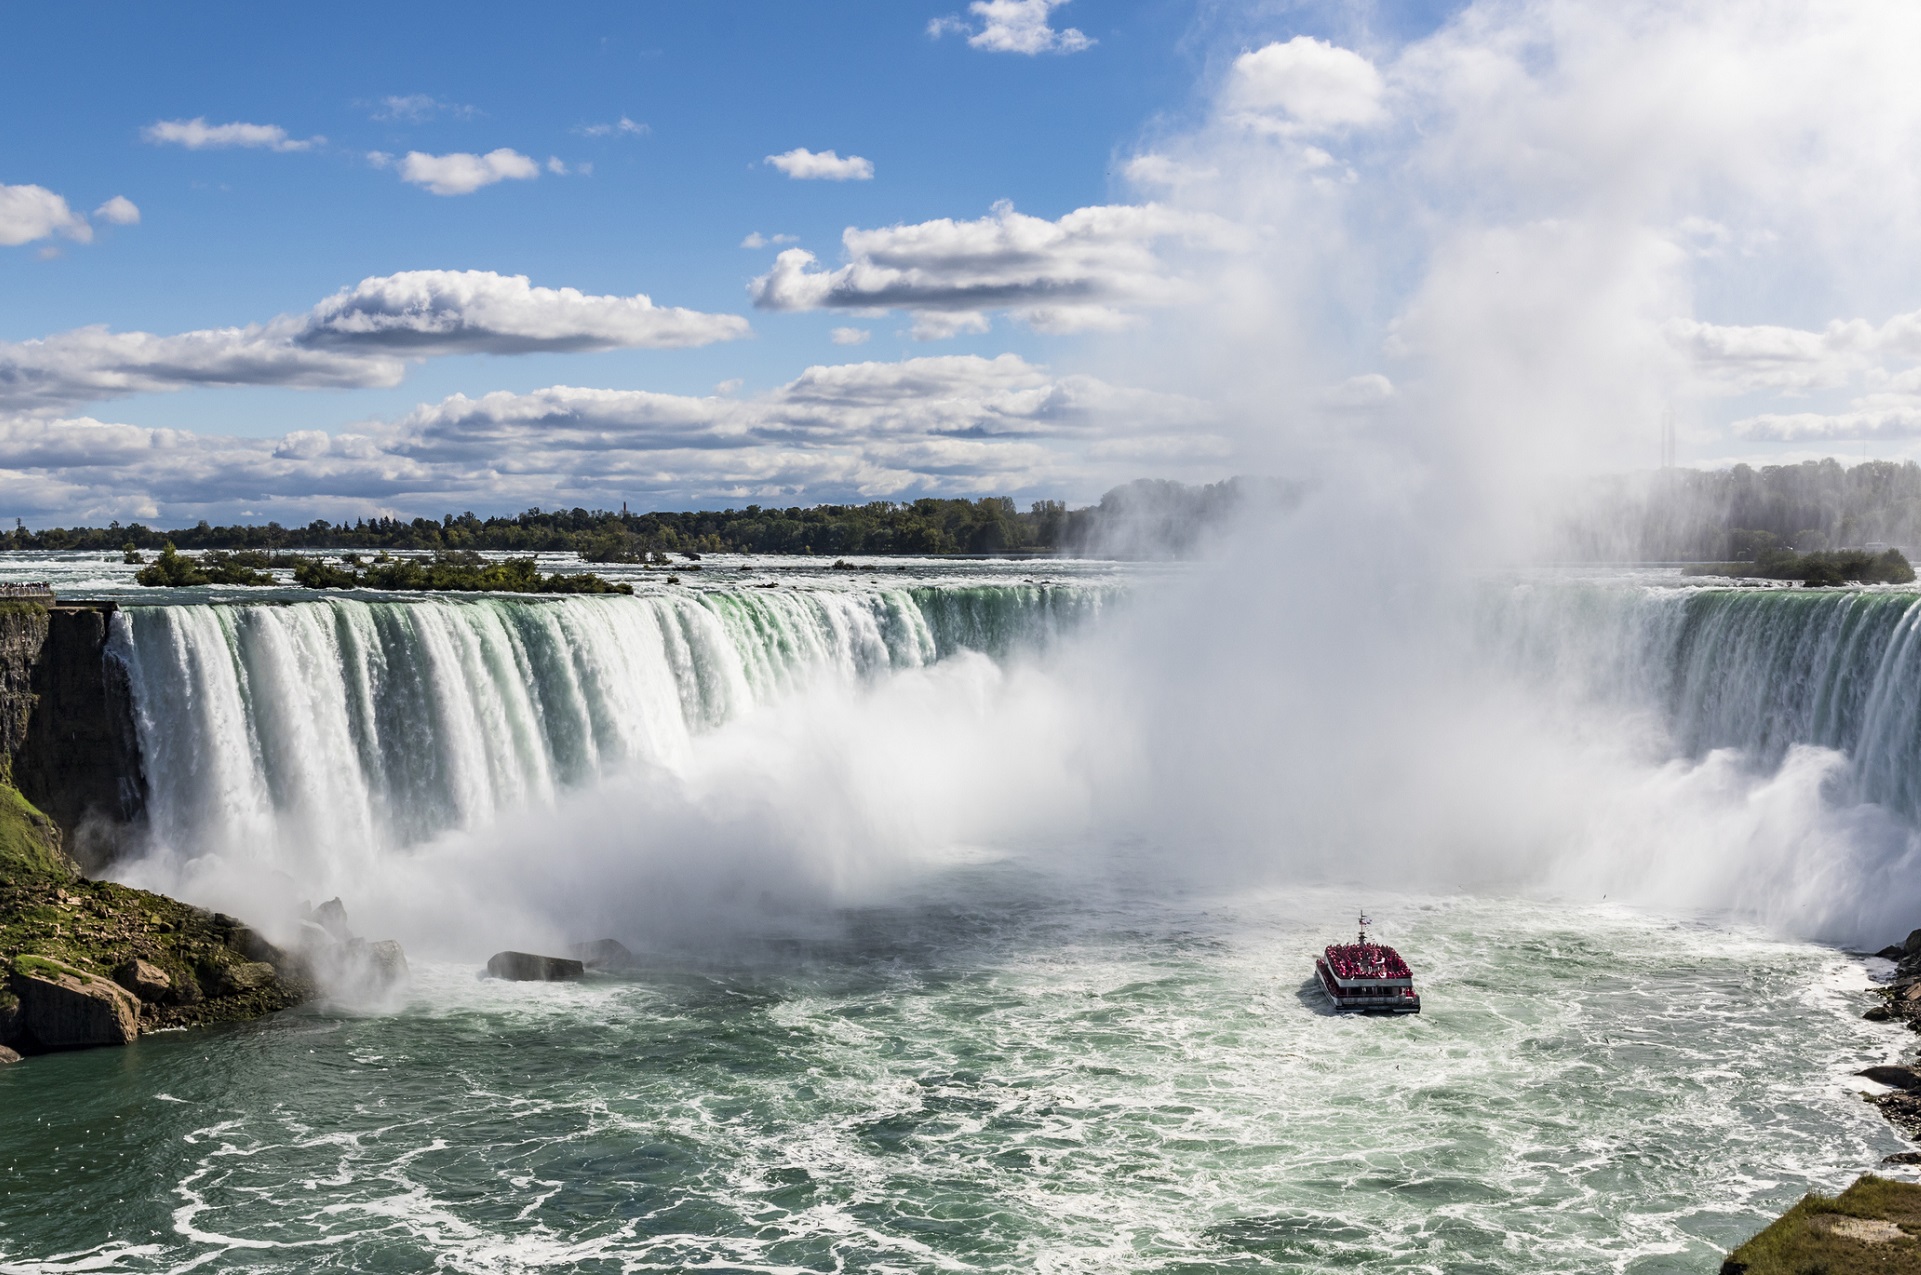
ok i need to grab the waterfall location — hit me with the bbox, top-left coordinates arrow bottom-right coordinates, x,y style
1489,581 -> 1921,819
112,583 -> 1111,865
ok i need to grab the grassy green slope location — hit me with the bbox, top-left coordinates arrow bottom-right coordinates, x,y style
1723,1175 -> 1921,1274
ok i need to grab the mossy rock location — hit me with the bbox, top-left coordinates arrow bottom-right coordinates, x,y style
1723,1175 -> 1921,1274
0,802 -> 312,1052
0,783 -> 72,881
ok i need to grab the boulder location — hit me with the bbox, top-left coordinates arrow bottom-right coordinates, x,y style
1907,928 -> 1921,955
12,957 -> 139,1049
312,897 -> 354,941
1859,1065 -> 1921,1091
215,961 -> 279,995
0,1045 -> 20,1064
1867,1005 -> 1895,1022
486,951 -> 584,981
115,958 -> 172,1002
226,925 -> 285,965
569,939 -> 637,971
362,940 -> 409,987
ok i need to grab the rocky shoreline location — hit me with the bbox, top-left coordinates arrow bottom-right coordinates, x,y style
1715,931 -> 1921,1271
0,781 -> 316,1061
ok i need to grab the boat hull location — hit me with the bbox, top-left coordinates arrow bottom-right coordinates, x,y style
1316,958 -> 1421,1014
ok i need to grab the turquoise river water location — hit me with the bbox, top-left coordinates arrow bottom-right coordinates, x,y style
0,558 -> 1918,1272
0,882 -> 1909,1274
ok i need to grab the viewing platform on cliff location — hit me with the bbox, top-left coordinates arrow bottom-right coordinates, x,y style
0,583 -> 55,602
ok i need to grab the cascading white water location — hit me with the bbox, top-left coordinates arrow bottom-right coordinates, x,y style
112,584 -> 1109,870
1487,582 -> 1921,814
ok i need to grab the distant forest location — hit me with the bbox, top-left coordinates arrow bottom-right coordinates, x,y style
1564,459 -> 1921,561
0,478 -> 1290,560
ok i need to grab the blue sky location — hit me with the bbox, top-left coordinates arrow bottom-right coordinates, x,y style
3,1 -> 1918,525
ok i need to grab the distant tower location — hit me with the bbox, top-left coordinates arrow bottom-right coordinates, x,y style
1661,408 -> 1676,470
621,501 -> 629,516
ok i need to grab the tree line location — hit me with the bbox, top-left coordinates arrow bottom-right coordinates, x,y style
1560,459 -> 1921,561
1,478 -> 1279,560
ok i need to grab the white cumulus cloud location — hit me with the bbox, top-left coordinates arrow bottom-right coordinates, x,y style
930,0 -> 1091,55
142,118 -> 318,151
765,148 -> 874,181
0,185 -> 92,247
0,270 -> 750,413
1226,37 -> 1386,133
578,117 -> 649,138
0,355 -> 1221,521
749,200 -> 1230,335
830,327 -> 871,345
388,148 -> 540,196
369,95 -> 477,122
93,196 -> 140,226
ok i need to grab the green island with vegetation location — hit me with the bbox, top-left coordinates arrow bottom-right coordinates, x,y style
1681,545 -> 1916,586
133,545 -> 634,594
1721,1175 -> 1921,1274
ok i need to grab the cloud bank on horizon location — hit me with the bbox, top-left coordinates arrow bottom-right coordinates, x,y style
4,0 -> 1921,525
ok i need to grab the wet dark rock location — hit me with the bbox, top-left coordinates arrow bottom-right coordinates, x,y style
1885,1151 -> 1921,1165
569,939 -> 637,971
1860,1064 -> 1921,1091
215,961 -> 279,995
361,939 -> 408,985
226,924 -> 286,965
114,958 -> 171,1002
12,956 -> 139,1049
1878,945 -> 1907,960
1867,1088 -> 1921,1140
486,951 -> 584,981
311,898 -> 352,941
293,899 -> 408,997
1866,1005 -> 1894,1021
8,604 -> 148,873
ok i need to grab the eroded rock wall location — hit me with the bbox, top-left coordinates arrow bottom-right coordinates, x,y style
0,604 -> 146,872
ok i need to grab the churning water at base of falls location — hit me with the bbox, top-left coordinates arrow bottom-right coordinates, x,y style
0,883 -> 1910,1275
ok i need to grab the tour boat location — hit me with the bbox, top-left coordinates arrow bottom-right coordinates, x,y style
1315,914 -> 1421,1014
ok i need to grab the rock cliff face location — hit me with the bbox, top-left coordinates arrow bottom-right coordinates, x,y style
0,602 -> 50,774
0,602 -> 146,871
